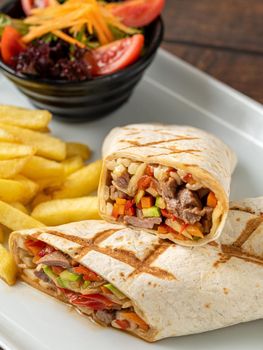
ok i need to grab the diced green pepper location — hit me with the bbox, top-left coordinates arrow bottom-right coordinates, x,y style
142,206 -> 161,217
82,280 -> 91,289
104,283 -> 126,300
56,276 -> 66,288
59,270 -> 81,282
42,265 -> 57,281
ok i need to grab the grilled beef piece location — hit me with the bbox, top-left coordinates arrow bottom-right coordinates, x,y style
37,251 -> 70,269
165,188 -> 205,224
161,177 -> 177,199
95,310 -> 115,326
124,216 -> 162,229
201,206 -> 213,233
114,171 -> 130,189
34,269 -> 51,283
110,185 -> 128,200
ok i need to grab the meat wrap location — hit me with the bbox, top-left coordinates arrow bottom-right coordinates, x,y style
9,197 -> 263,342
99,124 -> 236,246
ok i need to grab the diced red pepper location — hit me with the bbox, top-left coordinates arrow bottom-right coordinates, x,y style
38,245 -> 55,258
25,239 -> 47,256
73,265 -> 103,282
115,319 -> 130,330
51,266 -> 64,275
145,165 -> 154,177
183,173 -> 195,184
124,199 -> 134,210
137,175 -> 152,190
126,206 -> 135,216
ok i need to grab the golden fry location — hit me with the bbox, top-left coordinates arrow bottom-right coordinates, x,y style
0,179 -> 25,202
13,175 -> 39,204
0,123 -> 66,161
31,192 -> 51,207
0,226 -> 4,243
0,244 -> 17,285
22,155 -> 64,179
0,200 -> 44,231
0,128 -> 19,142
0,142 -> 35,159
0,157 -> 30,178
32,196 -> 100,226
66,142 -> 91,161
35,177 -> 62,192
53,159 -> 102,199
62,155 -> 84,177
0,105 -> 51,130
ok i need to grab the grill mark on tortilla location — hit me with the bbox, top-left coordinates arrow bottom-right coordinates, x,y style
221,245 -> 263,266
232,217 -> 263,247
128,244 -> 175,280
230,206 -> 263,216
77,244 -> 175,280
118,137 -> 199,148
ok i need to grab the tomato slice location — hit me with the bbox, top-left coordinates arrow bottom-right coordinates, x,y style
0,26 -> 26,66
21,0 -> 50,16
91,34 -> 144,76
68,293 -> 116,310
25,239 -> 47,256
73,265 -> 103,282
108,0 -> 165,27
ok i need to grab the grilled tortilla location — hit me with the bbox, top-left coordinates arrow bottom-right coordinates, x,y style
9,197 -> 263,341
98,124 -> 236,246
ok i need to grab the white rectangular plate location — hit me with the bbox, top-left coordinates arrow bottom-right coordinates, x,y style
0,49 -> 262,350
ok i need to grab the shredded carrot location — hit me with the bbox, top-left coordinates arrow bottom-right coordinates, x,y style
187,223 -> 204,238
52,30 -> 85,48
121,312 -> 149,331
207,191 -> 217,208
22,0 -> 138,47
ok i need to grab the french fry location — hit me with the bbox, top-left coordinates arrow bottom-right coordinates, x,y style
36,177 -> 62,192
66,142 -> 91,161
0,226 -> 4,243
0,179 -> 26,202
10,202 -> 29,214
0,244 -> 17,285
0,157 -> 30,178
0,105 -> 51,130
0,142 -> 35,159
0,128 -> 19,142
21,155 -> 64,179
0,123 -> 66,161
62,155 -> 84,177
31,196 -> 100,226
52,159 -> 102,199
13,175 -> 39,204
0,200 -> 44,231
32,192 -> 51,207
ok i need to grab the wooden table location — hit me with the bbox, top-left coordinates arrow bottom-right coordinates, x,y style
161,0 -> 263,104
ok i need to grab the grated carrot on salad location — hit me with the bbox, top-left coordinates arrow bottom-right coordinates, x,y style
22,0 -> 139,46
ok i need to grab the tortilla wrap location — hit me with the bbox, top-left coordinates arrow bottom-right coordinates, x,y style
9,197 -> 263,341
98,124 -> 236,246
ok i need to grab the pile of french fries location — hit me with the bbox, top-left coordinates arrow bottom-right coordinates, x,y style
0,105 -> 102,285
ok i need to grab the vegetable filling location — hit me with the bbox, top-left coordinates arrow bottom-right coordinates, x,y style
17,238 -> 149,333
104,159 -> 218,241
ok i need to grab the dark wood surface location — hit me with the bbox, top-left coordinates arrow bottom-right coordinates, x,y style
161,0 -> 263,103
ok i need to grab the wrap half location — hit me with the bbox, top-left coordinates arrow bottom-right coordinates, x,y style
9,197 -> 263,341
98,124 -> 236,246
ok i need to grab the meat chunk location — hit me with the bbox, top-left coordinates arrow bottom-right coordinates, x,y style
34,269 -> 51,283
177,188 -> 202,209
161,177 -> 177,199
110,185 -> 128,200
124,216 -> 162,229
37,251 -> 70,268
201,206 -> 213,233
114,171 -> 130,189
95,310 -> 114,326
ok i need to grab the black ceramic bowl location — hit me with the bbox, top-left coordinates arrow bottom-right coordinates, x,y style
0,0 -> 164,121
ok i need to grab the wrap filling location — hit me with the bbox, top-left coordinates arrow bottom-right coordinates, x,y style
16,237 -> 149,334
104,159 -> 218,241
